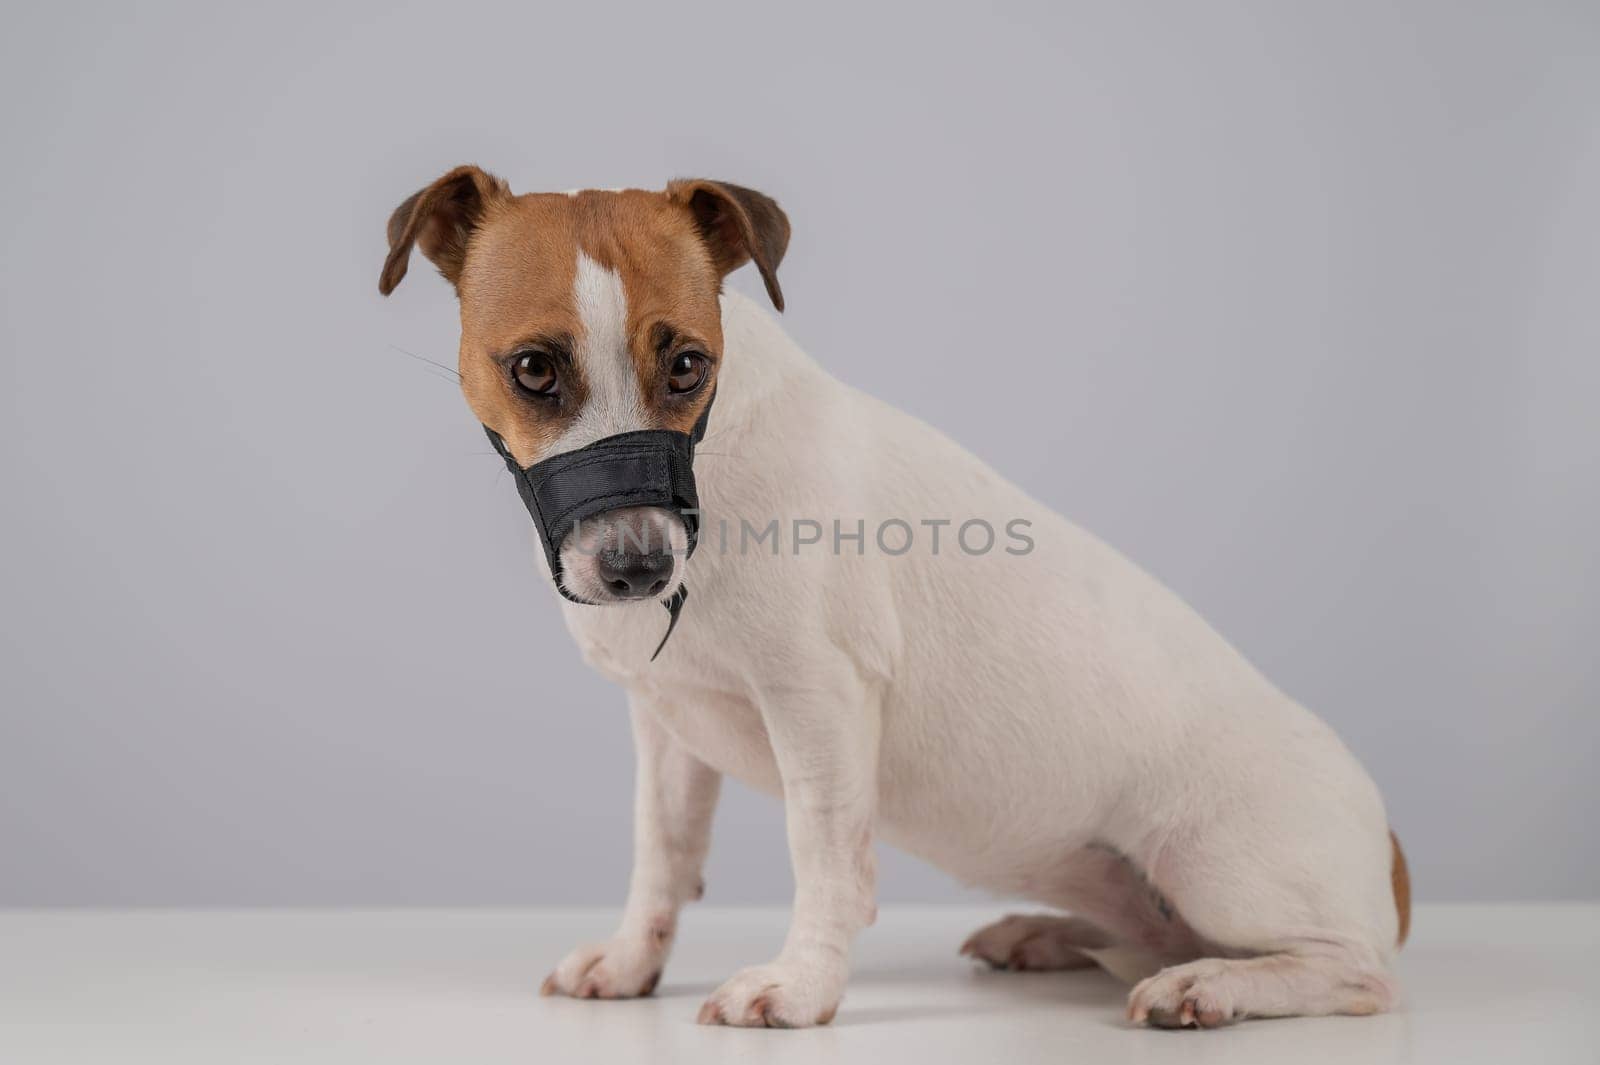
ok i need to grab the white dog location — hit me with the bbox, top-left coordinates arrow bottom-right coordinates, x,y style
380,169 -> 1409,1029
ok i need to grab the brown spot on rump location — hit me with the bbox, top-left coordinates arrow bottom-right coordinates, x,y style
1390,830 -> 1411,947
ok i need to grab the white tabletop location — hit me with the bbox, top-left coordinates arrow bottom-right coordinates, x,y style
2,903 -> 1595,1064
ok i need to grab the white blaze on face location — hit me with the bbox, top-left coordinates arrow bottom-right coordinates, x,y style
552,251 -> 647,456
549,250 -> 688,603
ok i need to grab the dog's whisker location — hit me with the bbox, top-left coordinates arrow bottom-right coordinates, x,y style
396,360 -> 459,387
388,344 -> 462,380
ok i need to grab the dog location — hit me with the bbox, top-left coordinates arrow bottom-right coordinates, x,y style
379,168 -> 1409,1029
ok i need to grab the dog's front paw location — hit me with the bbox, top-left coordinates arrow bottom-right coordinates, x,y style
696,955 -> 846,1028
540,936 -> 666,1000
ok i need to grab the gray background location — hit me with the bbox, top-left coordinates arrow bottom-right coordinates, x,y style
2,0 -> 1596,906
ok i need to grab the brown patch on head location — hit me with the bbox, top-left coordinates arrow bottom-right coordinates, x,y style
1390,830 -> 1411,947
380,169 -> 789,467
566,190 -> 727,439
451,193 -> 587,461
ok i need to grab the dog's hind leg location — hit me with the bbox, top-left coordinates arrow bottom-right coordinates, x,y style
1124,801 -> 1402,1027
960,914 -> 1110,971
1126,947 -> 1395,1028
960,842 -> 1208,981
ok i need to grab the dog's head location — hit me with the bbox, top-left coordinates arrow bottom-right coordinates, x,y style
379,169 -> 788,603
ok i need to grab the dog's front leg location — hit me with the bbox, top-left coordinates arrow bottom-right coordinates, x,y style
697,673 -> 879,1028
541,696 -> 720,999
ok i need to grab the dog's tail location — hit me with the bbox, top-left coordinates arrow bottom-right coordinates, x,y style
1390,829 -> 1411,947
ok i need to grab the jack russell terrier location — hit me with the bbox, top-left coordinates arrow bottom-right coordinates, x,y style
379,168 -> 1409,1029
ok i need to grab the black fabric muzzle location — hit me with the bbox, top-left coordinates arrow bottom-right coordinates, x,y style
483,390 -> 714,660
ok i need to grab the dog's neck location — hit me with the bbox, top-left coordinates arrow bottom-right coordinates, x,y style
695,289 -> 824,472
715,289 -> 816,406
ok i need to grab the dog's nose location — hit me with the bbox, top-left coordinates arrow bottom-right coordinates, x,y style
596,548 -> 673,599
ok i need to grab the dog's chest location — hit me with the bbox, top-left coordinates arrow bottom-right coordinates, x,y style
643,680 -> 781,794
562,602 -> 783,793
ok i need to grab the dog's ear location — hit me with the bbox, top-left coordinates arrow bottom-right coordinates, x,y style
666,179 -> 790,311
379,165 -> 509,296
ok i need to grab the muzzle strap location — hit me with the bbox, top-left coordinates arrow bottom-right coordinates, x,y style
482,388 -> 715,661
488,428 -> 701,584
652,584 -> 688,662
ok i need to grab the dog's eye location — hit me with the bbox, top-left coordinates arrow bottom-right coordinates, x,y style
667,352 -> 708,394
512,351 -> 560,398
